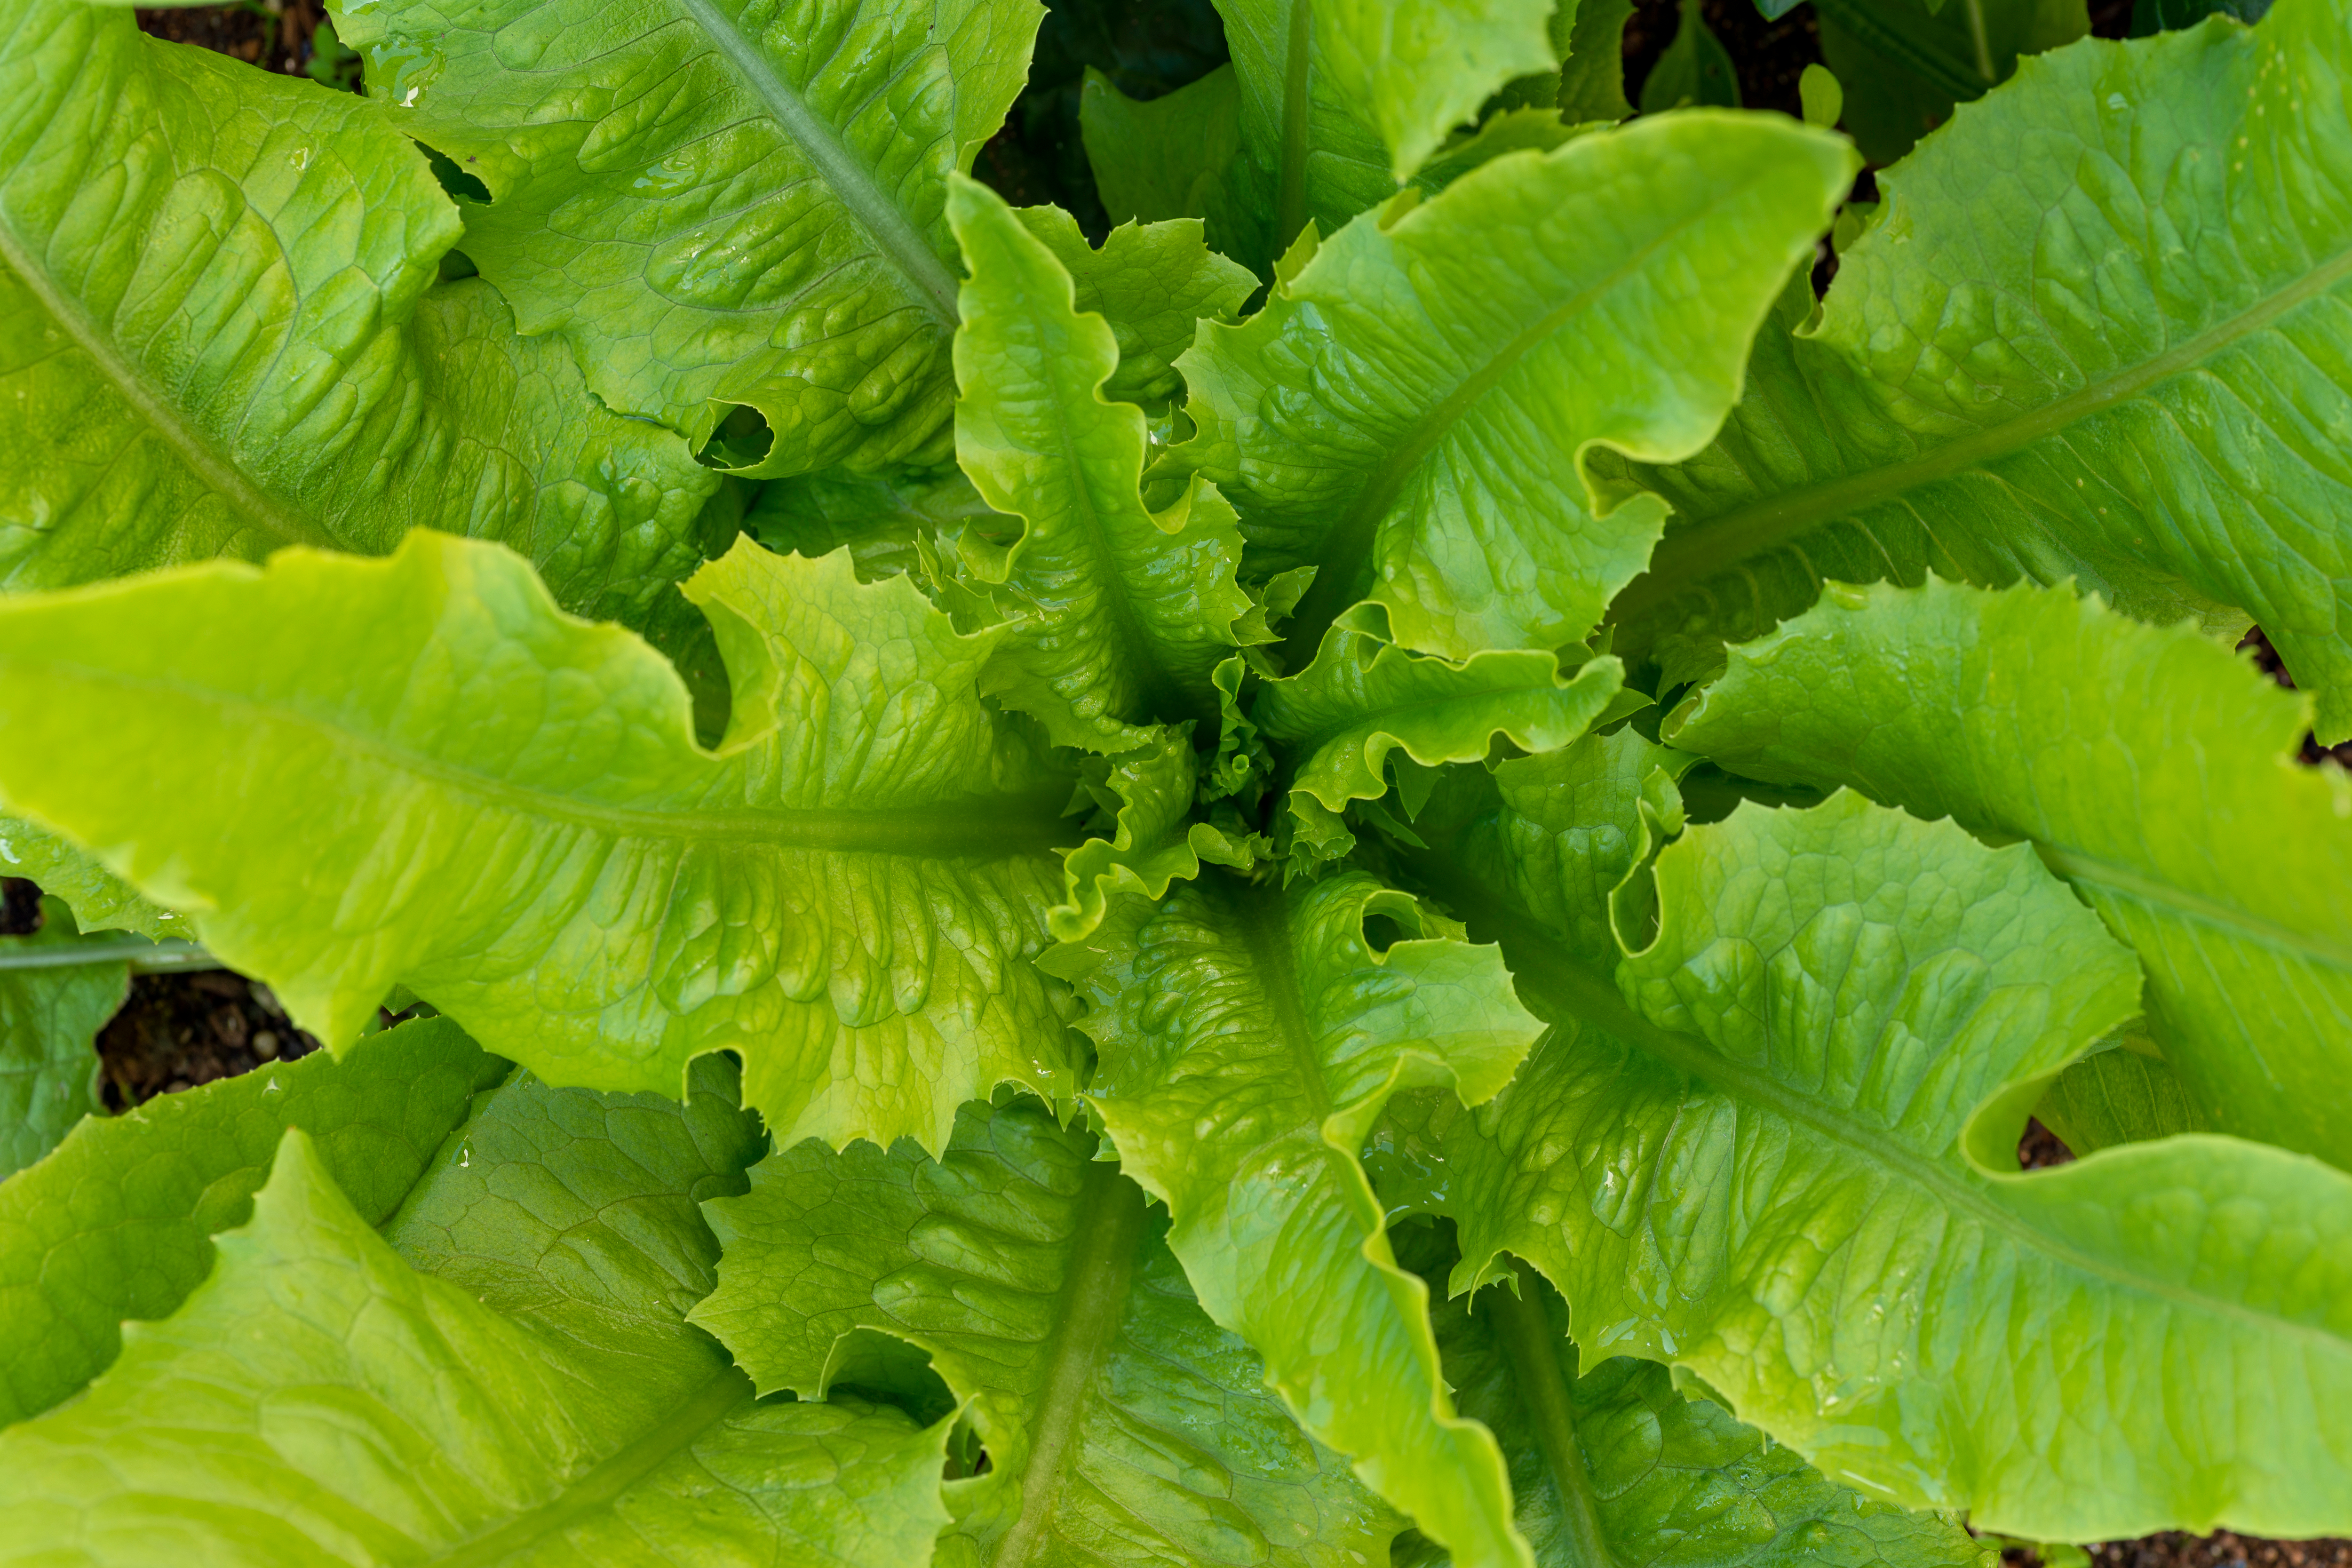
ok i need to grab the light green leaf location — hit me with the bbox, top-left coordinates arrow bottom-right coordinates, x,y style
1051,870 -> 1545,1568
0,899 -> 119,1181
0,819 -> 176,941
1667,575 -> 2352,1171
1012,204 -> 1257,412
693,1094 -> 1401,1567
1409,788 -> 2352,1537
0,0 -> 717,621
337,0 -> 1042,476
1412,725 -> 1696,963
2036,1037 -> 2211,1154
1254,623 -> 1627,872
1608,3 -> 2352,739
0,1069 -> 955,1564
0,531 -> 1082,1154
1050,732 -> 1259,944
1081,65 -> 1268,272
1393,1243 -> 1992,1568
1216,0 -> 1556,250
1174,115 -> 1855,664
1815,0 -> 2086,163
0,1016 -> 501,1427
943,177 -> 1255,752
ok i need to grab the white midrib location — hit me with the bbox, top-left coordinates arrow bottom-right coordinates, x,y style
0,216 -> 330,554
674,0 -> 960,324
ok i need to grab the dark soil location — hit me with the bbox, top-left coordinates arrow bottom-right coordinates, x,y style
0,879 -> 40,938
135,0 -> 343,79
94,969 -> 322,1110
2089,1535 -> 2352,1568
2017,1118 -> 2075,1169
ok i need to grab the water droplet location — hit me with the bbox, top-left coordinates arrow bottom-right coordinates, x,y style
263,1078 -> 283,1095
458,1146 -> 471,1168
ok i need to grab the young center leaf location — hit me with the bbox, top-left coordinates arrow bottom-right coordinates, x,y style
0,532 -> 1085,1153
692,1095 -> 1404,1566
1408,786 -> 2352,1539
0,0 -> 718,623
1667,575 -> 2352,1172
334,0 -> 1042,474
1254,621 -> 1628,873
1610,0 -> 2352,738
0,1050 -> 956,1565
1391,1242 -> 1993,1568
1173,113 -> 1855,665
0,1017 -> 503,1426
0,898 -> 123,1181
1049,871 -> 1545,1568
942,177 -> 1255,753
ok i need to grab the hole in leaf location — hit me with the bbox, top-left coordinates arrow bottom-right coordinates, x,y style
699,404 -> 773,470
436,249 -> 478,283
1360,911 -> 1412,955
418,143 -> 492,204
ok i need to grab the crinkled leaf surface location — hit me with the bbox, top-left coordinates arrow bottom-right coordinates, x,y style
1610,2 -> 2352,738
1175,114 -> 1854,663
1052,870 -> 1543,1568
1255,625 -> 1626,872
1668,577 -> 2352,1171
1215,0 -> 1555,249
0,531 -> 1083,1154
0,1016 -> 500,1426
944,178 -> 1253,752
338,0 -> 1042,474
1406,787 -> 2352,1537
694,1095 -> 1400,1567
1393,1242 -> 1991,1568
1049,733 -> 1259,945
0,0 -> 716,621
0,1059 -> 955,1566
0,899 -> 119,1181
1012,204 -> 1256,411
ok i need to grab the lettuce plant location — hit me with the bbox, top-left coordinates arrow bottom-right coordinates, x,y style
1,0 -> 2349,1561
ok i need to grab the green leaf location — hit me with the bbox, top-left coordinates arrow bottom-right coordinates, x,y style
1050,870 -> 1545,1568
1050,732 -> 1260,944
1396,1244 -> 1992,1568
1608,3 -> 2352,740
1638,0 -> 1743,111
1081,65 -> 1268,270
693,1094 -> 1402,1566
0,1016 -> 501,1426
1208,0 -> 1557,255
0,0 -> 717,621
2036,1037 -> 2211,1154
0,899 -> 119,1181
0,819 -> 176,940
747,462 -> 1009,583
336,0 -> 1043,476
1011,203 -> 1257,412
1174,115 -> 1855,664
1667,575 -> 2352,1172
942,177 -> 1255,752
1814,0 -> 2086,163
0,1070 -> 955,1564
1254,623 -> 1627,873
0,531 -> 1083,1154
1557,0 -> 1637,122
1409,788 -> 2352,1537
